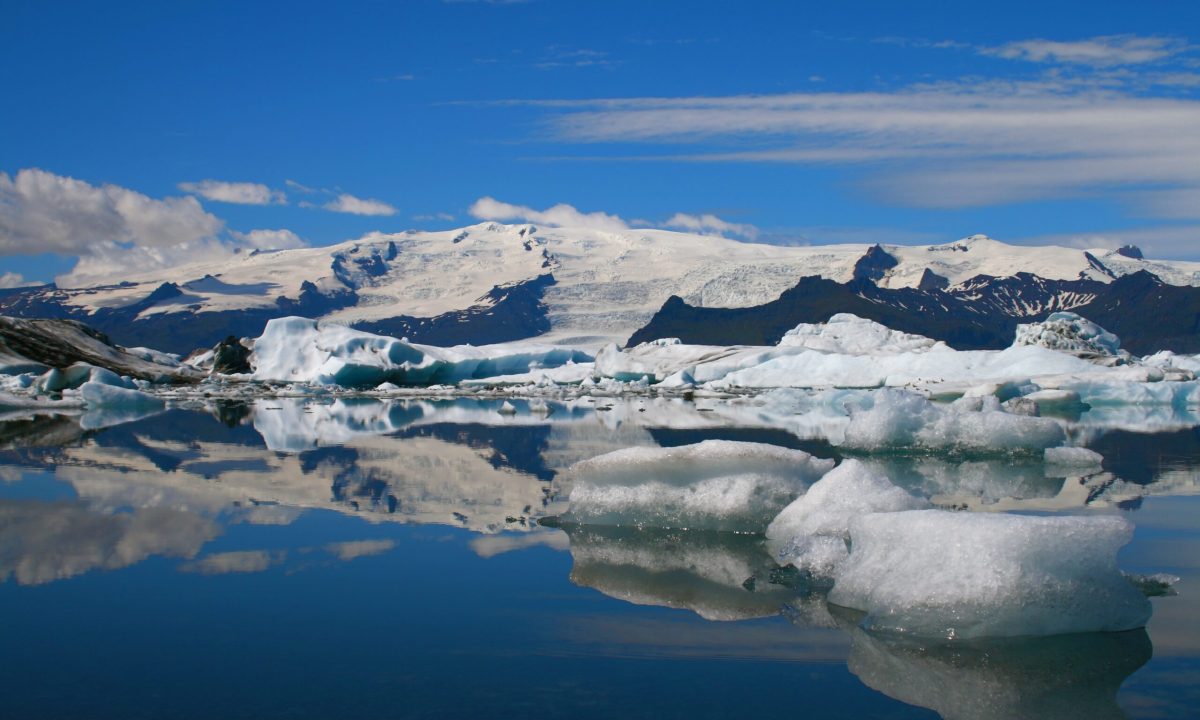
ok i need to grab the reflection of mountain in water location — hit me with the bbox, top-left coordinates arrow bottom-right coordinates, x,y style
2,398 -> 1200,592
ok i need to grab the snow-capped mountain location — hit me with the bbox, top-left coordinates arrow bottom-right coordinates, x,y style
2,223 -> 1198,354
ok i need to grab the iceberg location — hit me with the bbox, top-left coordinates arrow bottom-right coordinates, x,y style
829,509 -> 1151,638
561,440 -> 834,532
250,317 -> 591,387
836,389 -> 1066,455
765,460 -> 928,576
1013,312 -> 1126,361
778,313 -> 943,355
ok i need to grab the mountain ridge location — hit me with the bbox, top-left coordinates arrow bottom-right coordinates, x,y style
2,223 -> 1198,354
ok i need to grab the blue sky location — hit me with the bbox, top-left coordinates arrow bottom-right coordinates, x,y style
2,0 -> 1199,286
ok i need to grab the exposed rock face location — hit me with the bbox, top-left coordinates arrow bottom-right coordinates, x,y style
211,336 -> 252,375
0,316 -> 199,383
852,245 -> 899,283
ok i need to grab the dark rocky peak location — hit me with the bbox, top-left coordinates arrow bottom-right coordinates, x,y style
144,282 -> 183,304
1116,245 -> 1144,259
852,244 -> 899,283
917,268 -> 950,292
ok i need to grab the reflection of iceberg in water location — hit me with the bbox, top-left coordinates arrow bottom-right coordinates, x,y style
559,523 -> 797,621
839,616 -> 1152,720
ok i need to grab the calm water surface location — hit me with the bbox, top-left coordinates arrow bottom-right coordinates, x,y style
0,398 -> 1197,719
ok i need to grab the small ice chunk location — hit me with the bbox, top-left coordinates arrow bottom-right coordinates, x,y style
766,460 -> 928,575
79,381 -> 165,410
497,400 -> 517,415
1044,446 -> 1104,468
830,510 -> 1151,639
564,440 -> 835,532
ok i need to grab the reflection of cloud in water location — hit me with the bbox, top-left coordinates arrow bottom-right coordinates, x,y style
470,531 -> 569,558
0,500 -> 218,585
325,539 -> 396,561
180,550 -> 282,575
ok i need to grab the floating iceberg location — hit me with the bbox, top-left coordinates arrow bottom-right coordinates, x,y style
836,389 -> 1066,455
829,510 -> 1151,639
765,460 -> 928,576
251,317 -> 591,387
561,440 -> 834,532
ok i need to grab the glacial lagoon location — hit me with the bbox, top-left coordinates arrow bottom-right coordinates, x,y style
0,397 -> 1197,719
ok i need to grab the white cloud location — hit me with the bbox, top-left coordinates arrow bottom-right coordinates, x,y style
323,193 -> 398,216
0,168 -> 224,256
0,272 -> 29,288
528,83 -> 1200,215
983,35 -> 1186,67
229,228 -> 307,250
663,212 -> 758,239
469,196 -> 629,231
178,180 -> 285,205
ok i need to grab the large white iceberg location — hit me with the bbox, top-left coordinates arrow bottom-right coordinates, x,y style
765,460 -> 928,575
250,317 -> 591,387
778,313 -> 944,355
562,440 -> 834,532
829,509 -> 1151,639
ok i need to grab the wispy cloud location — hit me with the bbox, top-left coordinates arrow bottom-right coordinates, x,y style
1014,224 -> 1200,261
513,76 -> 1200,217
663,212 -> 758,239
413,212 -> 456,222
469,197 -> 760,239
982,35 -> 1188,67
322,193 -> 398,216
178,180 -> 286,205
285,179 -> 318,194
